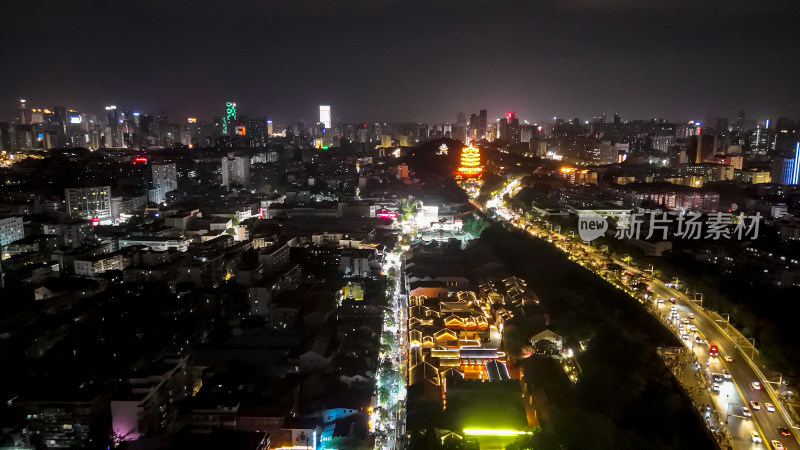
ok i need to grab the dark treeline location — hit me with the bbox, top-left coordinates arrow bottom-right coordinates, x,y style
478,225 -> 715,449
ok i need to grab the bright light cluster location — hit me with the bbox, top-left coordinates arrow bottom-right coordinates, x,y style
463,428 -> 532,436
458,142 -> 482,177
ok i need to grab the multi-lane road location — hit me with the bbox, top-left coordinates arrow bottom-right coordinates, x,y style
651,282 -> 798,450
481,181 -> 799,450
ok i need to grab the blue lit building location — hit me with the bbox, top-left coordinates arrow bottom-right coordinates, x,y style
771,142 -> 800,185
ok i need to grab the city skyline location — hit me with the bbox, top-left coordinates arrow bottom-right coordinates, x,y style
3,97 -> 794,127
2,0 -> 800,123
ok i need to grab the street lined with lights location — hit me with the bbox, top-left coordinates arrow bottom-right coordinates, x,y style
479,177 -> 800,450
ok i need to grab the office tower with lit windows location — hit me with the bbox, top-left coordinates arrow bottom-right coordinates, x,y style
65,186 -> 112,221
320,105 -> 331,130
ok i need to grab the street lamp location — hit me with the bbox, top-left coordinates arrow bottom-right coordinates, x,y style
715,313 -> 730,334
735,337 -> 757,360
689,292 -> 703,308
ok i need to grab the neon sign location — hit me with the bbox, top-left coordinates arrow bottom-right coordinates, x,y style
377,210 -> 398,219
223,101 -> 237,134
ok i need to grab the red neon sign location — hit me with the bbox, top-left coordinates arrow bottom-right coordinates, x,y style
377,211 -> 398,219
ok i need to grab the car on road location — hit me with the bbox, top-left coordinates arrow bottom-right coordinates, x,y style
695,336 -> 704,344
688,313 -> 694,319
752,381 -> 762,391
765,402 -> 775,412
750,401 -> 761,410
772,440 -> 784,450
722,369 -> 731,379
712,374 -> 724,382
681,318 -> 690,324
689,325 -> 697,332
778,427 -> 791,437
742,406 -> 752,417
712,383 -> 720,392
669,297 -> 676,303
751,431 -> 762,443
724,355 -> 734,362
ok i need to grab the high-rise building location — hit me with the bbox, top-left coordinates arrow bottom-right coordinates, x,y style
688,134 -> 716,163
18,99 -> 30,124
774,118 -> 798,154
736,110 -> 746,131
507,112 -> 520,144
0,122 -> 14,151
151,163 -> 178,193
456,112 -> 466,127
0,216 -> 24,247
595,141 -> 619,165
65,186 -> 112,221
478,109 -> 487,139
320,105 -> 331,130
771,143 -> 800,185
498,118 -> 507,141
530,139 -> 547,158
104,105 -> 121,147
267,120 -> 273,136
221,153 -> 251,188
456,112 -> 467,141
467,114 -> 479,140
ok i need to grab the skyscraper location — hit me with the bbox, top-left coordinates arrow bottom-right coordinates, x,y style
478,109 -> 487,139
688,134 -> 716,163
104,105 -> 120,147
771,143 -> 800,185
18,99 -> 30,124
456,111 -> 467,141
468,114 -> 479,140
320,105 -> 331,130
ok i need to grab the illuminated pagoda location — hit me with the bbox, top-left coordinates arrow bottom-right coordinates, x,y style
457,141 -> 483,179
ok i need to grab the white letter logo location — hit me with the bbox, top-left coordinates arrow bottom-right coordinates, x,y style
578,211 -> 608,242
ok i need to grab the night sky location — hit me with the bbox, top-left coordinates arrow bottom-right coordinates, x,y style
2,0 -> 799,124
